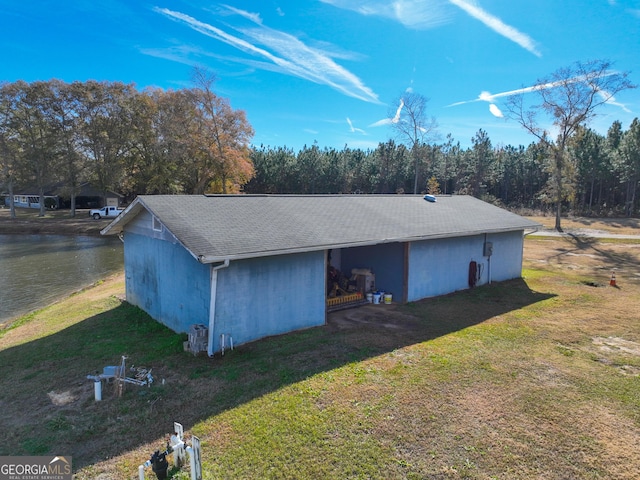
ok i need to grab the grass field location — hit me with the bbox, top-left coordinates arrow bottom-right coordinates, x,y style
1,227 -> 640,479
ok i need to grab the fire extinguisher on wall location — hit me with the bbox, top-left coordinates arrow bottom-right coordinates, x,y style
468,261 -> 483,288
468,261 -> 477,288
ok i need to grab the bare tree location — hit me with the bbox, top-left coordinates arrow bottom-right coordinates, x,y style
390,91 -> 438,194
506,59 -> 635,231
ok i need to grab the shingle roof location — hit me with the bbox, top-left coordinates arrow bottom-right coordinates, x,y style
102,194 -> 540,263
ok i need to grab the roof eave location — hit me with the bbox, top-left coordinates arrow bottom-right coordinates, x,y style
100,198 -> 146,235
195,225 -> 536,264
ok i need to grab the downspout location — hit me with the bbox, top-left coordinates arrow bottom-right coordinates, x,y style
207,259 -> 230,357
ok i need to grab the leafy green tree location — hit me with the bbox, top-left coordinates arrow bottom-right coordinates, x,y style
51,80 -> 87,216
121,88 -> 184,196
373,140 -> 410,193
0,82 -> 22,218
4,81 -> 61,216
570,126 -> 607,214
296,142 -> 323,194
432,134 -> 461,195
470,129 -> 494,198
73,80 -> 138,203
247,145 -> 299,193
617,118 -> 640,216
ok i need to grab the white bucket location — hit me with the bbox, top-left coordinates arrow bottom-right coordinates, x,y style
384,294 -> 392,304
373,293 -> 381,304
366,293 -> 373,303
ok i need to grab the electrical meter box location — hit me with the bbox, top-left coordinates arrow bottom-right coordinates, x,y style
483,242 -> 493,257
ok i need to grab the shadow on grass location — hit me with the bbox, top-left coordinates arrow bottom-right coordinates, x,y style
0,278 -> 553,471
550,233 -> 640,273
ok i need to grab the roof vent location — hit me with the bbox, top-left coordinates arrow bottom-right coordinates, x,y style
423,194 -> 437,203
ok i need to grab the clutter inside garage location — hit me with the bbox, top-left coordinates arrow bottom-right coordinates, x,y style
326,264 -> 391,311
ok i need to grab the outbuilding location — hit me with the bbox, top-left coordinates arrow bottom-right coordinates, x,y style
102,194 -> 539,355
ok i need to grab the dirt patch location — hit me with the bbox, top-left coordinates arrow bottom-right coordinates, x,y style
590,337 -> 640,376
48,390 -> 79,406
593,336 -> 640,356
328,303 -> 420,332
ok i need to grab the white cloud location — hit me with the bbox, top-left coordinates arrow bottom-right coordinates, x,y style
347,117 -> 367,134
369,118 -> 393,127
447,0 -> 541,57
220,4 -> 263,24
488,103 -> 503,117
321,0 -> 540,55
369,98 -> 404,127
392,98 -> 404,123
450,70 -> 623,108
153,6 -> 381,104
597,90 -> 631,113
320,0 -> 452,29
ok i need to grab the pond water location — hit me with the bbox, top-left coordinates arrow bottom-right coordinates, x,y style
0,234 -> 124,326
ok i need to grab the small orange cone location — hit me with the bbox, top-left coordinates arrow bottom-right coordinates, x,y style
609,271 -> 617,287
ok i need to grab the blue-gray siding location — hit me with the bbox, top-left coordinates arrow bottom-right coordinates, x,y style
213,251 -> 326,352
120,208 -> 526,353
123,210 -> 327,352
124,231 -> 210,333
407,231 -> 524,301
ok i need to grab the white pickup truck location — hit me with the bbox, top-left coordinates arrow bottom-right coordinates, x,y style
89,206 -> 124,220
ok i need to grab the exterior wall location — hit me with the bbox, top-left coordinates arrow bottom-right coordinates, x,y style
121,205 -> 525,351
123,210 -> 326,352
340,242 -> 406,302
5,195 -> 58,209
407,231 -> 524,302
123,212 -> 211,333
484,230 -> 526,282
212,250 -> 326,353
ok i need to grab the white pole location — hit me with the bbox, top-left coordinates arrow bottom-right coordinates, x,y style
94,380 -> 102,401
186,446 -> 197,480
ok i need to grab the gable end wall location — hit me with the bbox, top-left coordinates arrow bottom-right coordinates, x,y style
124,228 -> 210,333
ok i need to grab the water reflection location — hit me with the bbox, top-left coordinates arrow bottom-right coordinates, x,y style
0,235 -> 124,326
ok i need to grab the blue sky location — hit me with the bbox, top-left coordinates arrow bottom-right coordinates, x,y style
1,1 -> 639,151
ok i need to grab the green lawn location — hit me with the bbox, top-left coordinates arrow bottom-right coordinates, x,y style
1,236 -> 640,479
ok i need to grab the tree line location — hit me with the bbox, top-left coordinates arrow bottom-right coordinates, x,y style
0,68 -> 253,217
1,61 -> 638,224
247,120 -> 640,219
